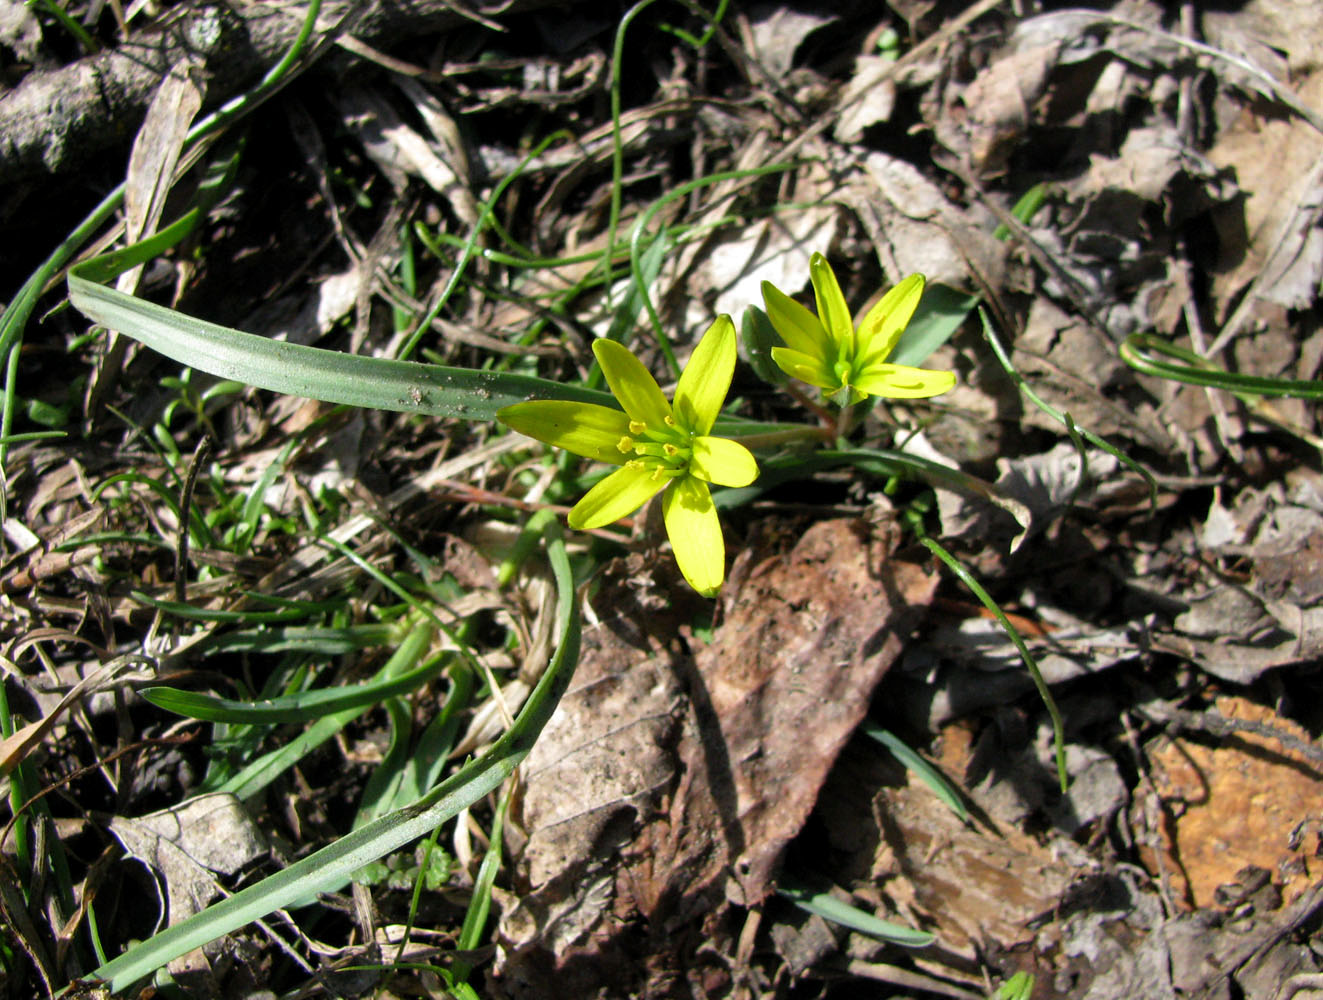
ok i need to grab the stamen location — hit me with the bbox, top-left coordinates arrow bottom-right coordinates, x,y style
663,415 -> 677,428
628,420 -> 647,435
616,436 -> 635,454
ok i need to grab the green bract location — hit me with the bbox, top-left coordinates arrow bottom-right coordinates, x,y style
762,253 -> 957,407
498,316 -> 758,597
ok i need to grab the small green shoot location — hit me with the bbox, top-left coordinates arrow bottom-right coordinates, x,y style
862,722 -> 968,823
777,875 -> 935,948
991,970 -> 1035,1000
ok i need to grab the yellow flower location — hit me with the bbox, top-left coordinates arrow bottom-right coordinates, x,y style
762,253 -> 956,407
498,316 -> 758,596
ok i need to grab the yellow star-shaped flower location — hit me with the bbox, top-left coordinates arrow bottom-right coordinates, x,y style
762,253 -> 956,407
498,316 -> 758,596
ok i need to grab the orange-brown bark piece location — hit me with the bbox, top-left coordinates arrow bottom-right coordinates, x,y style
1144,695 -> 1323,908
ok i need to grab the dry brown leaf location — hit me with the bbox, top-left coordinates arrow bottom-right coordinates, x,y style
124,59 -> 203,245
744,5 -> 834,79
1204,0 -> 1323,76
698,518 -> 939,906
108,793 -> 267,925
495,518 -> 937,993
704,210 -> 840,321
934,40 -> 1061,176
0,655 -> 136,778
833,55 -> 897,143
1209,71 -> 1323,315
836,148 -> 1007,289
817,739 -> 1072,959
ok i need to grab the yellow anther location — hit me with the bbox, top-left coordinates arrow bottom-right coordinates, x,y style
616,436 -> 635,454
628,420 -> 647,435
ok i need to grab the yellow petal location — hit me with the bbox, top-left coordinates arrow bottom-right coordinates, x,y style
498,401 -> 632,463
770,346 -> 837,390
592,339 -> 673,428
674,315 -> 736,436
690,436 -> 758,488
809,253 -> 854,351
856,273 -> 925,368
853,363 -> 956,399
568,464 -> 669,530
662,476 -> 725,597
762,280 -> 833,359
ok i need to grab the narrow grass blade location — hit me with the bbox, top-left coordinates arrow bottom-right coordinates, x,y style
354,697 -> 413,826
90,520 -> 580,992
983,309 -> 1158,510
130,592 -> 330,624
193,624 -> 397,656
627,161 -> 796,372
450,787 -> 511,984
1121,331 -> 1323,398
208,622 -> 434,799
919,535 -> 1068,792
140,651 -> 450,723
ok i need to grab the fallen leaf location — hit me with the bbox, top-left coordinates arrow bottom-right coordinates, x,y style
816,739 -> 1072,958
108,794 -> 267,925
1208,71 -> 1323,313
838,149 -> 1007,289
833,55 -> 897,142
695,517 -> 939,906
705,210 -> 840,322
121,56 -> 203,289
934,40 -> 1060,176
495,518 -> 938,993
745,5 -> 834,78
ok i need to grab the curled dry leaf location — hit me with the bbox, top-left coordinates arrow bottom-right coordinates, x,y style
108,793 -> 267,926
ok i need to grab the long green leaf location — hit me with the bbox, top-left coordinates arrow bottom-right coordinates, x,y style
1121,331 -> 1323,398
68,270 -> 615,421
89,520 -> 580,992
140,652 -> 450,723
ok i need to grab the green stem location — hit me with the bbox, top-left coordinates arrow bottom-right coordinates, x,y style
395,129 -> 572,361
918,536 -> 1068,792
604,0 -> 663,310
629,161 -> 796,376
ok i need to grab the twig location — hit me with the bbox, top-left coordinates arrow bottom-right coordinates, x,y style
1138,702 -> 1323,770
